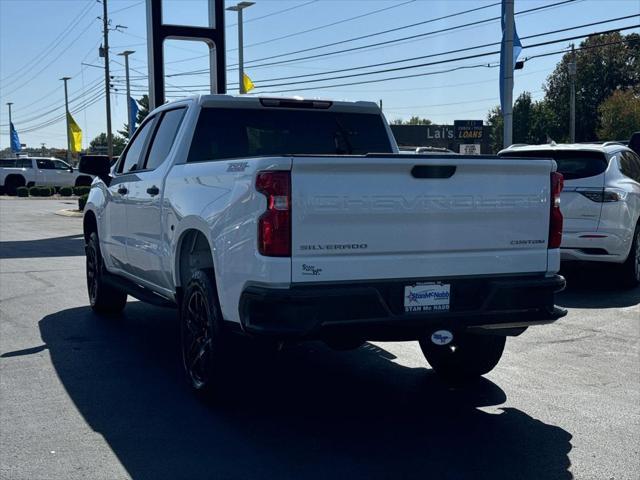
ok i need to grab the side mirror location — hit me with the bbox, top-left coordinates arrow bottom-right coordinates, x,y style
68,166 -> 74,172
79,155 -> 111,184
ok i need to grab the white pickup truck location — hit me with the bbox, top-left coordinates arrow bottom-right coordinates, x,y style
0,157 -> 93,194
80,95 -> 566,394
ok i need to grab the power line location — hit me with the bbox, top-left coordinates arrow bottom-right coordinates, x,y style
163,0 -> 578,77
255,38 -> 634,95
16,90 -> 106,134
2,17 -> 100,97
241,0 -> 579,70
242,2 -> 500,66
229,0 -> 320,27
151,23 -> 638,92
0,0 -> 95,86
110,0 -> 144,15
234,15 -> 639,85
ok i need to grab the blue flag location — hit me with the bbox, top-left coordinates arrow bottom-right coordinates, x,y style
499,0 -> 522,112
129,97 -> 139,135
10,122 -> 21,153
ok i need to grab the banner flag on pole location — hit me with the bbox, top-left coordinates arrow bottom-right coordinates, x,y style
129,96 -> 139,134
67,112 -> 82,153
499,0 -> 522,112
10,122 -> 21,153
243,73 -> 255,93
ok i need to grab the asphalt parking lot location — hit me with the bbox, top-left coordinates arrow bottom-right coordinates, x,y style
0,198 -> 638,480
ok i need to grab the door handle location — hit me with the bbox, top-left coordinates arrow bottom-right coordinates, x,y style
117,186 -> 128,195
146,186 -> 160,196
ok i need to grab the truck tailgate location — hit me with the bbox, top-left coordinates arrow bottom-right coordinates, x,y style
291,155 -> 553,283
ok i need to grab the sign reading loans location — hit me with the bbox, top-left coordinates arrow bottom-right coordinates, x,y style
454,120 -> 483,140
404,282 -> 450,312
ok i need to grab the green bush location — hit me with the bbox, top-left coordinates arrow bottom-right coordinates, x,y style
16,186 -> 29,197
38,186 -> 53,197
73,186 -> 91,196
78,194 -> 89,211
53,186 -> 61,194
28,186 -> 40,197
59,186 -> 73,197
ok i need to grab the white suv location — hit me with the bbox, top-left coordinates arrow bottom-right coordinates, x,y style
500,143 -> 640,286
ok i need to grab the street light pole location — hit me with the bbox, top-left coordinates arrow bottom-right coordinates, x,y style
60,77 -> 71,163
502,0 -> 515,148
569,43 -> 576,143
118,50 -> 135,138
102,0 -> 113,158
6,102 -> 14,155
226,2 -> 254,94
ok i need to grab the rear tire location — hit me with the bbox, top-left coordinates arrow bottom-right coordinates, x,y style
419,332 -> 506,382
620,223 -> 640,288
86,232 -> 127,314
4,175 -> 25,196
180,269 -> 230,397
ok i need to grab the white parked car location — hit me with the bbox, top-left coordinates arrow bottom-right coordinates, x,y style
0,157 -> 93,194
80,95 -> 567,395
500,143 -> 640,286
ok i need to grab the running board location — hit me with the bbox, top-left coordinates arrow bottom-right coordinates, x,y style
102,272 -> 176,308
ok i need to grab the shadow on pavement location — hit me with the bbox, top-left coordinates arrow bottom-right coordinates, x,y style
26,303 -> 572,480
0,234 -> 84,259
558,264 -> 640,309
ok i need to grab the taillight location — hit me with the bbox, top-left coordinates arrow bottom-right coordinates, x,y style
256,171 -> 291,257
577,188 -> 622,202
549,171 -> 564,249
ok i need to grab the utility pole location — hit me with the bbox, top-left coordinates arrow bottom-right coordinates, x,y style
60,77 -> 71,163
226,2 -> 254,94
502,0 -> 514,148
101,0 -> 113,158
6,102 -> 13,156
568,43 -> 576,143
118,50 -> 135,138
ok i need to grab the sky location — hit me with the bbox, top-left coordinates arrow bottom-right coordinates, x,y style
0,0 -> 638,149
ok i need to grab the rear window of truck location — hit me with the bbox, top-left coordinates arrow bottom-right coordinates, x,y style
187,108 -> 393,162
500,150 -> 608,180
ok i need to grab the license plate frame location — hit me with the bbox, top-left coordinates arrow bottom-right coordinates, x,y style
404,282 -> 451,313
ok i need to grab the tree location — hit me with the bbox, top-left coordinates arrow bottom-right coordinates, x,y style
89,132 -> 127,156
390,116 -> 432,125
544,32 -> 640,142
486,106 -> 503,153
487,92 -> 557,152
118,95 -> 150,139
597,89 -> 640,140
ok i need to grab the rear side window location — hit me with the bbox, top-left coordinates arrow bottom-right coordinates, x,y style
144,108 -> 186,170
1,159 -> 16,167
18,159 -> 32,168
500,150 -> 608,180
620,151 -> 640,182
37,159 -> 55,170
187,108 -> 393,162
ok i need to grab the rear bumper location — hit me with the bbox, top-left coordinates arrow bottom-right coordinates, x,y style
239,274 -> 567,340
561,231 -> 629,263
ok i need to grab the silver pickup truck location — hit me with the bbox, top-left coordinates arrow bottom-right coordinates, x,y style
0,157 -> 93,194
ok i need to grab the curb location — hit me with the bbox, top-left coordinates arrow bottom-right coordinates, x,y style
55,209 -> 83,218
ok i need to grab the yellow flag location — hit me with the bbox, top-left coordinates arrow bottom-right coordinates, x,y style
67,112 -> 82,153
243,73 -> 255,93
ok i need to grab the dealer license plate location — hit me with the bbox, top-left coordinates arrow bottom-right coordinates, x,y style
404,282 -> 450,313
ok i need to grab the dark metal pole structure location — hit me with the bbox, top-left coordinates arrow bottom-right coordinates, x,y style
146,0 -> 226,110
